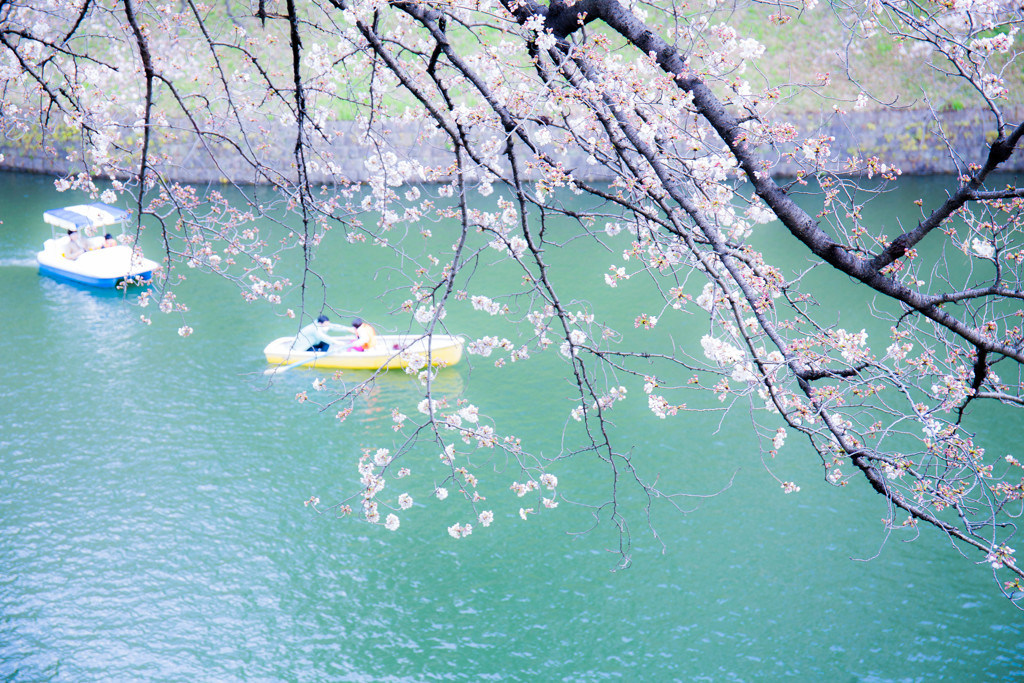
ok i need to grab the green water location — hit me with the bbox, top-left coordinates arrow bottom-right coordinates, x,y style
1,171 -> 1022,681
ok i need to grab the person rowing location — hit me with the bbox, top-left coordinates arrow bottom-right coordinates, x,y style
290,314 -> 350,352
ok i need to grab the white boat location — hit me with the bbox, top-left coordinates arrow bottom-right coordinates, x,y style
264,334 -> 465,371
36,203 -> 161,288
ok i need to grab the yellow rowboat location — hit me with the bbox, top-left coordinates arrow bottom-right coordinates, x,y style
263,334 -> 465,372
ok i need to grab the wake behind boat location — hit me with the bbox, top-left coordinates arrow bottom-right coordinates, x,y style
264,333 -> 465,372
37,203 -> 161,288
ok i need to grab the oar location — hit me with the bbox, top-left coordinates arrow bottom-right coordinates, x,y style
263,337 -> 355,376
264,352 -> 324,376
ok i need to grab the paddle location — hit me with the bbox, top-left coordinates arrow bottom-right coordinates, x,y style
264,353 -> 324,376
263,337 -> 355,376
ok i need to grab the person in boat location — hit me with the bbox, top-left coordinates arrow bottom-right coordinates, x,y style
291,315 -> 350,352
348,319 -> 380,352
349,318 -> 378,352
65,229 -> 87,260
103,233 -> 117,247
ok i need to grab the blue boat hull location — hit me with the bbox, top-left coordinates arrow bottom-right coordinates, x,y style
38,262 -> 153,288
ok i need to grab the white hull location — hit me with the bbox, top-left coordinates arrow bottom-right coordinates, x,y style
37,236 -> 160,288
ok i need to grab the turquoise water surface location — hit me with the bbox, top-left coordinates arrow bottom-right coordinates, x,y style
1,170 -> 1022,681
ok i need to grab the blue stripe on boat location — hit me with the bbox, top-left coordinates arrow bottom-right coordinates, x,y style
38,263 -> 152,288
42,203 -> 129,231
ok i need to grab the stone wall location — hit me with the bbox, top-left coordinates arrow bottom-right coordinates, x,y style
1,106 -> 1021,185
774,107 -> 1024,177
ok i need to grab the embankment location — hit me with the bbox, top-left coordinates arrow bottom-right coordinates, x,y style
1,107 -> 1021,185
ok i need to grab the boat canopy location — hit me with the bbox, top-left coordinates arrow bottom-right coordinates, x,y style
43,203 -> 129,232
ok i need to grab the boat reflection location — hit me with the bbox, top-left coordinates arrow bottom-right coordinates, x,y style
265,364 -> 466,428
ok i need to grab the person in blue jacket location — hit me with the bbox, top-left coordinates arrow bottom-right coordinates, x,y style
290,315 -> 350,352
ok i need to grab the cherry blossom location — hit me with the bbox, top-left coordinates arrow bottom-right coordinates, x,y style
3,0 -> 1023,592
